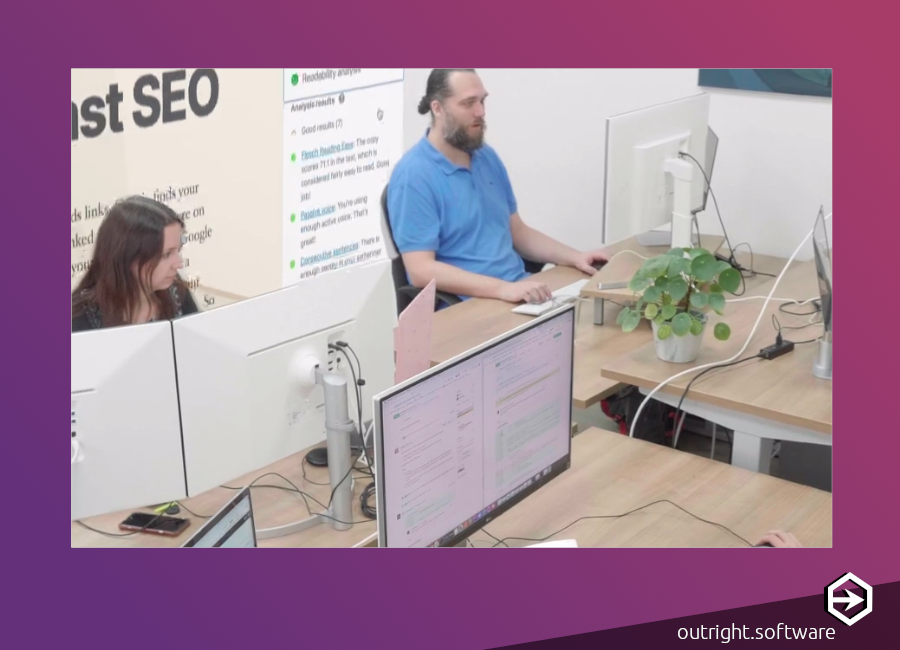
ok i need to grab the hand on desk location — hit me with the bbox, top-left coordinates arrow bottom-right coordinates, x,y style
499,279 -> 552,304
569,249 -> 609,276
756,530 -> 804,548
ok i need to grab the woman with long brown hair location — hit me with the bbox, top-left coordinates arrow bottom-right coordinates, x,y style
72,196 -> 199,331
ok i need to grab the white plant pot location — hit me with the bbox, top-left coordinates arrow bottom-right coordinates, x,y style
651,313 -> 707,363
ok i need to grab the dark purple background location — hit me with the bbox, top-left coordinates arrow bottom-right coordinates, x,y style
23,2 -> 891,648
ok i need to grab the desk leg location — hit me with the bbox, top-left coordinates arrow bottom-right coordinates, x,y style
732,432 -> 773,474
593,298 -> 605,326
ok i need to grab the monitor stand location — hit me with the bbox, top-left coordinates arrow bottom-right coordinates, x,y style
812,333 -> 832,381
256,369 -> 357,539
636,227 -> 700,248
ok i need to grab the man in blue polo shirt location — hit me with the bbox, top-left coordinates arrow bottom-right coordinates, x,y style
387,68 -> 608,304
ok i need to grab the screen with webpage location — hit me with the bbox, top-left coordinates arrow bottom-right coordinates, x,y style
380,309 -> 574,548
183,491 -> 257,548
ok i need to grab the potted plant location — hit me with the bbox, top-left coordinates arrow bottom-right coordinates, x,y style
616,247 -> 742,363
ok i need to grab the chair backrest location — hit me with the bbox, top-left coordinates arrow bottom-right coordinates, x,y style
379,184 -> 415,315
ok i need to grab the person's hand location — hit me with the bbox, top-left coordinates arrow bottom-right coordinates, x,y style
498,279 -> 553,304
756,530 -> 803,548
569,249 -> 609,276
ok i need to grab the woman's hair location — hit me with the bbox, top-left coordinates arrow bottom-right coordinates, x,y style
72,195 -> 188,327
417,68 -> 477,116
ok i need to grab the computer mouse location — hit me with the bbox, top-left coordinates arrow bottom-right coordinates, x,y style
165,504 -> 181,516
754,542 -> 774,547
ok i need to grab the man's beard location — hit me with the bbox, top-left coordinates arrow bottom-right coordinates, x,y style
442,114 -> 486,153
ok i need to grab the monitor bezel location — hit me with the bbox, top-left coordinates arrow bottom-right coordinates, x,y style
373,303 -> 577,549
181,486 -> 258,548
812,205 -> 832,334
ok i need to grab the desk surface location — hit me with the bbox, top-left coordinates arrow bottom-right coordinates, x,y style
71,442 -> 378,548
470,427 -> 832,548
430,235 -> 792,410
600,258 -> 832,434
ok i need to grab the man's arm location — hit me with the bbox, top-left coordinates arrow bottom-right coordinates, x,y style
510,213 -> 608,275
404,251 -> 551,304
388,173 -> 551,304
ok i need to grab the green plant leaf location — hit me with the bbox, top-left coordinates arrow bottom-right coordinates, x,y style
688,247 -> 713,260
661,305 -> 677,320
668,278 -> 689,302
667,257 -> 689,279
672,313 -> 692,337
622,310 -> 642,333
708,292 -> 725,314
690,319 -> 704,336
654,277 -> 670,294
616,307 -> 629,326
667,247 -> 688,257
654,313 -> 666,325
657,325 -> 672,340
629,275 -> 652,293
716,261 -> 732,275
643,286 -> 662,304
641,255 -> 670,279
714,322 -> 731,341
644,303 -> 659,319
690,292 -> 708,309
691,255 -> 719,282
634,299 -> 644,314
709,283 -> 723,294
718,268 -> 741,294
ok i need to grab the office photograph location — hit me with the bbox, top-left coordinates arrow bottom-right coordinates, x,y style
71,68 -> 832,549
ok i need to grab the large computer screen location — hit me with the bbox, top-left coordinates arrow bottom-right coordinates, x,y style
374,306 -> 576,548
181,488 -> 257,548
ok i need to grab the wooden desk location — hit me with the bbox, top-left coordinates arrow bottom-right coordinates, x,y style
429,235 -> 794,411
71,442 -> 378,548
580,237 -> 788,324
600,258 -> 832,473
469,427 -> 832,548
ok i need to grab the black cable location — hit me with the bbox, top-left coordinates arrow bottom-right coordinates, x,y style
482,528 -> 509,548
176,502 -> 211,519
223,472 -> 370,526
489,499 -> 755,548
302,455 -> 371,485
779,303 -> 819,317
679,152 -> 738,265
361,482 -> 377,520
672,355 -> 762,450
732,242 -> 778,279
330,343 -> 373,478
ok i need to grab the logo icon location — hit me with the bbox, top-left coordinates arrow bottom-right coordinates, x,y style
825,572 -> 872,626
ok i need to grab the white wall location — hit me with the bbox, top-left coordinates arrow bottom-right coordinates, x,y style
402,68 -> 832,262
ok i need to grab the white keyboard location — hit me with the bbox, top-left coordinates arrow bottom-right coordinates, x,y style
511,280 -> 588,316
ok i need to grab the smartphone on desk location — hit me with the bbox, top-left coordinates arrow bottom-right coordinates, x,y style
119,512 -> 191,537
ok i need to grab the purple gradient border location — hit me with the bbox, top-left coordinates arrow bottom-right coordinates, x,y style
35,3 -> 890,648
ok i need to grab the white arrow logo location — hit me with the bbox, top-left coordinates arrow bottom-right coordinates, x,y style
825,572 -> 873,626
831,589 -> 864,612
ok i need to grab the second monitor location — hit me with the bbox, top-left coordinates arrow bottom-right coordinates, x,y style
373,304 -> 576,548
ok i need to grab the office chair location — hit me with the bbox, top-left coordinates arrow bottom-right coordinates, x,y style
380,185 -> 547,316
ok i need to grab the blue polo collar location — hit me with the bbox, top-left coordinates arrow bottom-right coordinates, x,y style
421,128 -> 480,175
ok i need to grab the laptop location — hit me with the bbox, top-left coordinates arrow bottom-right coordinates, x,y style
181,487 -> 258,548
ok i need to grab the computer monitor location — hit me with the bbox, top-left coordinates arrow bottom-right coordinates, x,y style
181,488 -> 258,548
373,304 -> 576,548
694,126 -> 719,216
811,206 -> 832,380
171,259 -> 397,537
71,322 -> 187,522
603,93 -> 711,248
